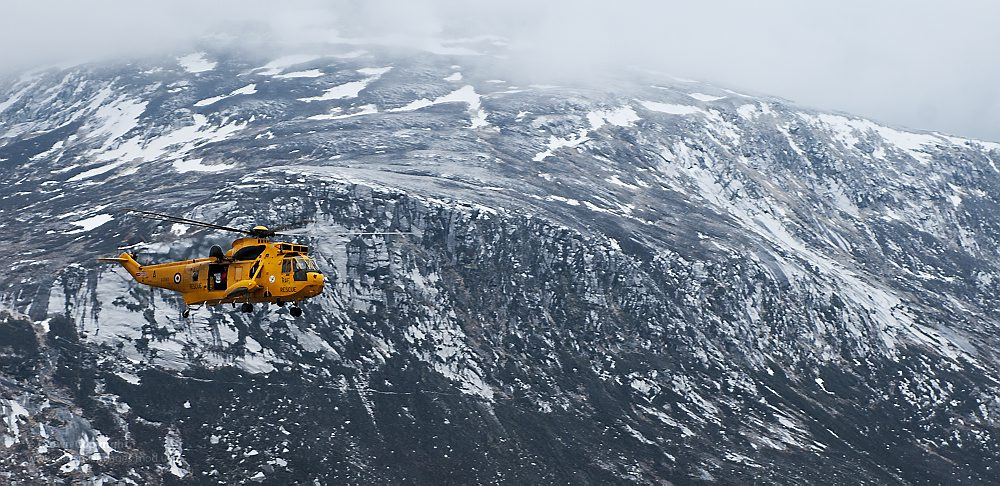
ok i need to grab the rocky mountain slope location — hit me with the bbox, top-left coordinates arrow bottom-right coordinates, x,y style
2,41 -> 1000,484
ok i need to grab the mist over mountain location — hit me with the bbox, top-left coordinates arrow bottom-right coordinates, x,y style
1,37 -> 1000,484
3,0 -> 1000,141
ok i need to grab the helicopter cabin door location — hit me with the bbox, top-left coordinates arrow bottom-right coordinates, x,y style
208,263 -> 229,291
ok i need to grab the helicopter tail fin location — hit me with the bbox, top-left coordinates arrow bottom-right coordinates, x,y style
96,252 -> 142,278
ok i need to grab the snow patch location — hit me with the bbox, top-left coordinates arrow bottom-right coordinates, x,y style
170,223 -> 189,236
76,113 -> 249,180
29,140 -> 65,162
815,377 -> 834,395
357,67 -> 392,76
389,85 -> 488,128
238,336 -> 276,373
299,80 -> 371,101
0,78 -> 40,114
177,53 -> 216,73
639,100 -> 702,115
92,96 -> 148,146
115,372 -> 141,385
533,129 -> 589,161
737,104 -> 759,119
688,92 -> 726,102
737,103 -> 774,120
254,55 -> 323,76
273,69 -> 325,78
164,427 -> 189,478
799,113 -> 944,163
298,67 -> 392,102
587,106 -> 640,129
546,195 -> 581,206
2,398 -> 29,447
934,132 -> 1000,152
194,84 -> 257,107
308,104 -> 379,121
607,175 -> 642,190
173,158 -> 236,173
623,424 -> 656,445
66,214 -> 113,234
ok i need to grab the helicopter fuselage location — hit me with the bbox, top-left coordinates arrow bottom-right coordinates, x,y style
101,237 -> 325,308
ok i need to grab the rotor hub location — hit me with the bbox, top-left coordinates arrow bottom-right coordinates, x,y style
249,225 -> 275,238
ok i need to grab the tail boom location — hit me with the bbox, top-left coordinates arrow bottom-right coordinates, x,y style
96,252 -> 143,279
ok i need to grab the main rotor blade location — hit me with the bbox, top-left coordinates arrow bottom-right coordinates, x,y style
327,231 -> 415,236
125,208 -> 251,235
270,220 -> 316,233
272,229 -> 415,237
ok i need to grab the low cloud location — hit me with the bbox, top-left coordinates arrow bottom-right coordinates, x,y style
2,0 -> 998,141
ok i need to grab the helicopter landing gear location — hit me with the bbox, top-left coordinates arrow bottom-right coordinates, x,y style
182,304 -> 203,318
289,306 -> 303,317
240,302 -> 253,313
276,300 -> 286,307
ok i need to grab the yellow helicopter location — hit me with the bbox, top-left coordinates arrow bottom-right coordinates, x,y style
98,209 -> 404,318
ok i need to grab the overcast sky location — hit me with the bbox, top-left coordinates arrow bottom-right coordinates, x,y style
3,0 -> 998,141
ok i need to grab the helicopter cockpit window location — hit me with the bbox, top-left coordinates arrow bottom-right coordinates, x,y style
292,257 -> 315,281
298,257 -> 318,271
282,258 -> 292,274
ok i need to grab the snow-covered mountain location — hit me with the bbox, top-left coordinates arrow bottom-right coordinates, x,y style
2,40 -> 1000,484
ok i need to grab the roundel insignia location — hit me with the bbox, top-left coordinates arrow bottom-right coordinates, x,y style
173,273 -> 182,284
269,275 -> 276,283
